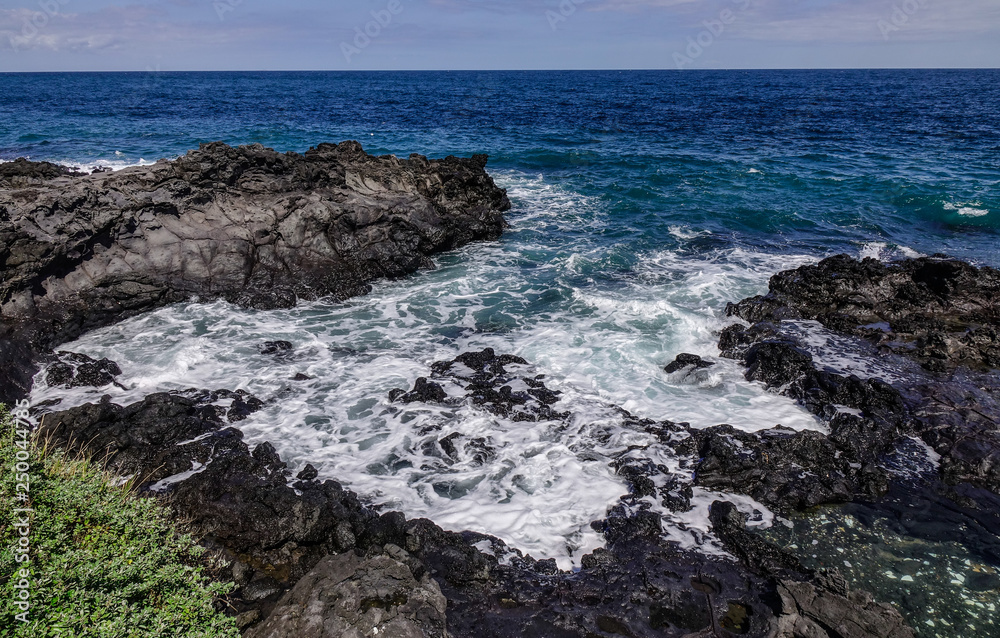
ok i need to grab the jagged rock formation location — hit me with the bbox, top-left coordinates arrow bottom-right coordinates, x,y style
722,254 -> 1000,497
0,142 -> 510,404
726,254 -> 1000,373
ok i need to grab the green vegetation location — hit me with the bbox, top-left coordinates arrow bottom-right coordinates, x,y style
0,404 -> 240,638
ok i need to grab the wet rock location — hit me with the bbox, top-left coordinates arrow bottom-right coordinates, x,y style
726,254 -> 1000,373
611,455 -> 693,511
722,254 -> 1000,497
709,501 -> 804,576
45,351 -> 124,389
407,348 -> 568,422
260,341 -> 293,355
663,353 -> 714,374
227,395 -> 265,422
0,141 -> 510,405
743,342 -> 813,389
246,551 -> 449,638
297,464 -> 319,481
389,377 -> 448,404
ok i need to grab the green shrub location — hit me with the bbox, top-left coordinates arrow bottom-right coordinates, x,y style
0,404 -> 240,638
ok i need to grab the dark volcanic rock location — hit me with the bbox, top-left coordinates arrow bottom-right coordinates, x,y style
0,142 -> 510,405
727,254 -> 1000,373
663,353 -> 714,374
721,254 -> 1000,497
246,551 -> 449,638
389,377 -> 448,404
389,348 -> 567,422
774,574 -> 913,638
45,351 -> 124,389
709,501 -> 805,576
0,157 -> 84,187
685,423 -> 885,509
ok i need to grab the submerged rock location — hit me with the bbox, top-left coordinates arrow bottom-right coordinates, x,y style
0,142 -> 510,405
260,341 -> 294,356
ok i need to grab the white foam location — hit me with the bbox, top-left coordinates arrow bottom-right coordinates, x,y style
31,171 -> 822,568
945,202 -> 989,218
63,158 -> 158,174
148,461 -> 207,493
667,225 -> 711,240
858,241 -> 926,262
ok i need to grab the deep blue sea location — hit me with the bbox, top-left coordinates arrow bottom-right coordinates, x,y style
6,70 -> 1000,635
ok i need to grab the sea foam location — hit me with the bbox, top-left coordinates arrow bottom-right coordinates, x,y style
31,172 -> 817,568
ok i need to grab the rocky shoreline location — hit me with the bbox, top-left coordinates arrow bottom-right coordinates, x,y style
7,145 -> 999,636
36,355 -> 913,638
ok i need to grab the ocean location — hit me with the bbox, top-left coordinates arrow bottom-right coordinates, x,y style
6,69 -> 1000,632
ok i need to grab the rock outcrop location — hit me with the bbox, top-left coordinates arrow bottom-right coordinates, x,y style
246,550 -> 449,638
0,142 -> 510,404
720,254 -> 1000,497
726,254 -> 1000,373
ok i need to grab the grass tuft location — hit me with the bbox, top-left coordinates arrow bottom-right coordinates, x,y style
0,404 -> 241,638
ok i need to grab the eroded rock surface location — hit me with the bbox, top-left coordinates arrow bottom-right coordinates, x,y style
720,254 -> 1000,497
247,550 -> 448,638
0,141 -> 510,404
726,254 -> 1000,373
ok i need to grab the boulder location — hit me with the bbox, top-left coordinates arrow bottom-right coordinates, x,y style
247,551 -> 448,638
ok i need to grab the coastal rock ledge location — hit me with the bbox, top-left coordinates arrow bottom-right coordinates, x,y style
0,141 -> 511,404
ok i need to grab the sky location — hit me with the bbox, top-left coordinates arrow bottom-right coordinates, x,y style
0,0 -> 998,71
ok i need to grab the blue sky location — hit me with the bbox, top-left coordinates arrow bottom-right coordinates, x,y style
1,0 -> 998,71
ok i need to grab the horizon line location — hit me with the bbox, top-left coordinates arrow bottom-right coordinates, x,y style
2,67 -> 1000,74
